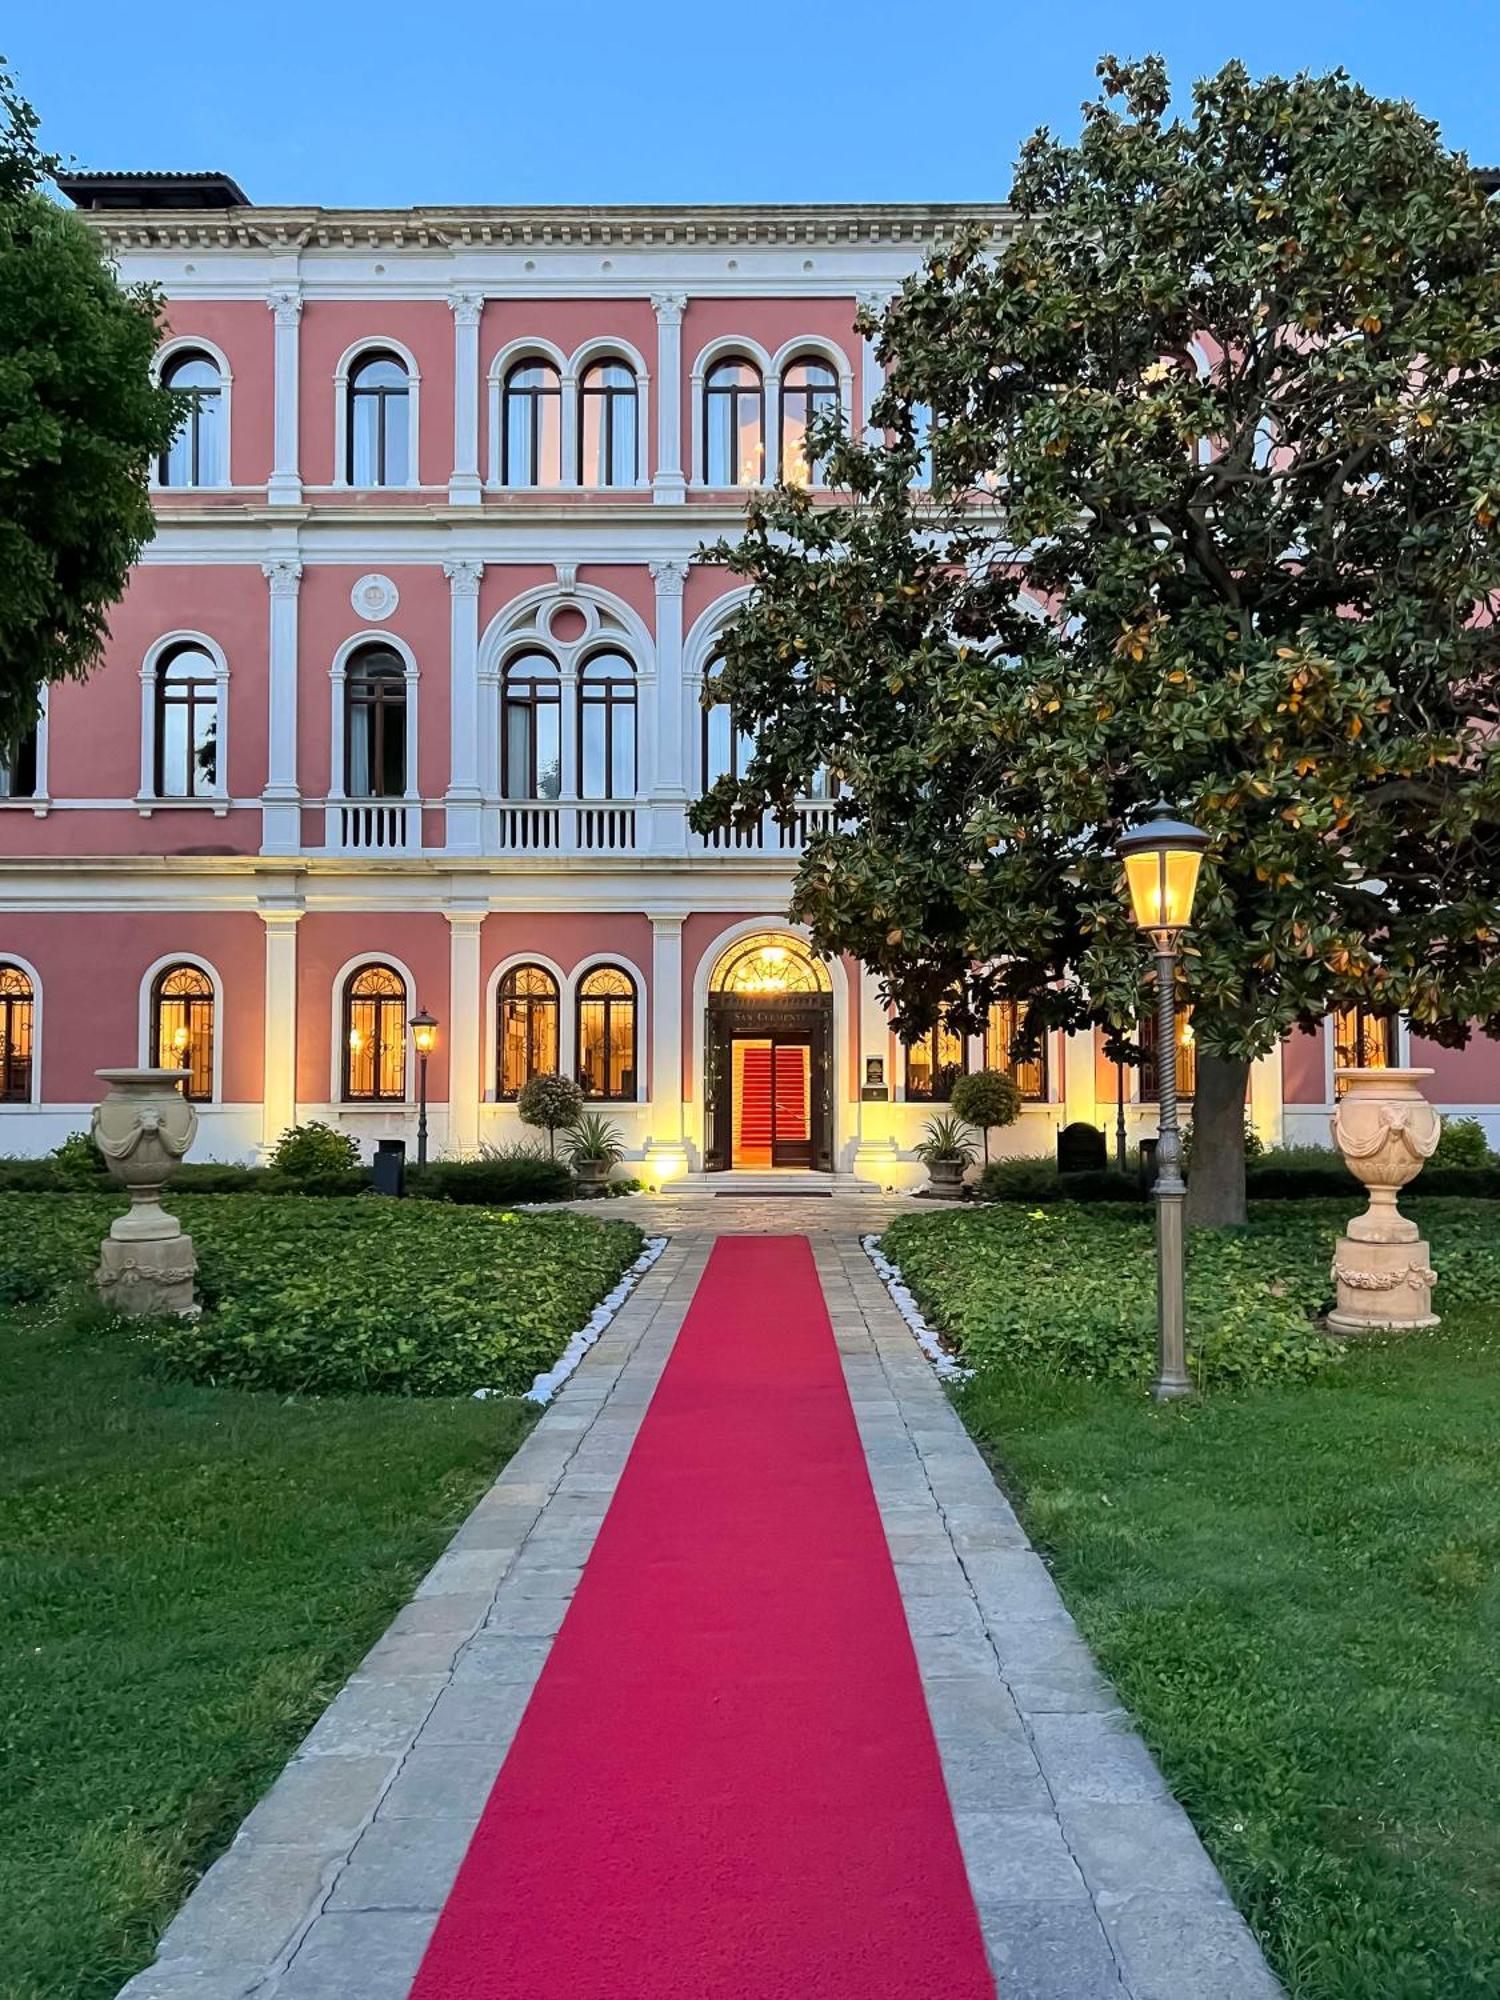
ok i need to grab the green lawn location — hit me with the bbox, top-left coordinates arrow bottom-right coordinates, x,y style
957,1304 -> 1500,2000
1,1302 -> 534,2000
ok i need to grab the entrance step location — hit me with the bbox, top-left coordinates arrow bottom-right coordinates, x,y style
677,1171 -> 881,1197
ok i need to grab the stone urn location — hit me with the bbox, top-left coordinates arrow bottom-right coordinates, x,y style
92,1067 -> 199,1316
925,1157 -> 967,1200
1328,1068 -> 1441,1333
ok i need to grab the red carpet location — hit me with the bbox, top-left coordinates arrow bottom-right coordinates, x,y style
408,1235 -> 994,1999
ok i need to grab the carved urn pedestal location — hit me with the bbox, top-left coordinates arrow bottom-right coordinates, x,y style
92,1068 -> 199,1316
1328,1068 -> 1441,1334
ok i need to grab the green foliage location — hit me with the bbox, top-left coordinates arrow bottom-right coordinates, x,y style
1432,1116 -> 1496,1170
881,1199 -> 1500,1391
0,61 -> 181,752
49,1129 -> 108,1185
268,1120 -> 361,1182
971,1144 -> 1500,1204
1184,1116 -> 1264,1166
975,1155 -> 1142,1203
0,1194 -> 642,1395
949,1069 -> 1022,1161
914,1111 -> 978,1167
412,1148 -> 575,1206
516,1073 -> 585,1155
563,1112 -> 626,1167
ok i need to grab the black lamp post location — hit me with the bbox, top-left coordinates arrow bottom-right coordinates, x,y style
409,1008 -> 438,1169
1116,804 -> 1209,1401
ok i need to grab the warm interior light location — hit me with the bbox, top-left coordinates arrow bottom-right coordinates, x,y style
762,945 -> 786,964
1117,806 -> 1209,937
171,1026 -> 190,1050
409,1010 -> 438,1056
348,1029 -> 363,1051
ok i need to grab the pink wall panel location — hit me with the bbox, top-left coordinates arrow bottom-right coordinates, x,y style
1410,1030 -> 1500,1102
294,565 -> 450,798
298,301 -> 454,489
479,564 -> 555,631
296,913 -> 450,1103
684,566 -> 743,628
577,565 -> 655,625
1282,1024 -> 1328,1104
160,301 -> 273,487
0,810 -> 262,859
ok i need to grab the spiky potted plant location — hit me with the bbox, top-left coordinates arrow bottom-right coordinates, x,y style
915,1112 -> 977,1199
564,1110 -> 625,1194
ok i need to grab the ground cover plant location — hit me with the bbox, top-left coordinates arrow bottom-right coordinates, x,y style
0,1193 -> 642,1395
0,1296 -> 534,2000
958,1311 -> 1500,1999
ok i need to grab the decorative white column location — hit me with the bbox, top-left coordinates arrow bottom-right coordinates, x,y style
856,289 -> 892,443
852,962 -> 901,1186
644,913 -> 688,1177
260,559 -> 303,854
446,908 -> 485,1157
1249,1048 -> 1284,1149
447,291 -> 484,506
260,906 -> 302,1153
266,288 -> 303,505
651,292 -> 688,503
443,559 -> 484,853
647,558 -> 690,853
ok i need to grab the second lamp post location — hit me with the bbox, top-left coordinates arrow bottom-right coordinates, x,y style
409,1008 -> 438,1170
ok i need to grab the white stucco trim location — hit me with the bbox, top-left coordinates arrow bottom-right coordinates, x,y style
329,949 -> 421,1107
484,950 -> 571,1103
136,949 -> 226,1104
150,335 -> 234,492
327,629 -> 421,803
689,335 -> 773,490
0,950 -> 42,1107
331,336 -> 422,492
137,630 -> 231,809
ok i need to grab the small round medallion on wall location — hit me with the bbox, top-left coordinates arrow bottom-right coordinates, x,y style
351,574 -> 399,621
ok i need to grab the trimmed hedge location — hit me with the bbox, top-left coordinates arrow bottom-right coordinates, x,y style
0,1193 -> 642,1396
410,1153 -> 575,1206
972,1146 -> 1500,1205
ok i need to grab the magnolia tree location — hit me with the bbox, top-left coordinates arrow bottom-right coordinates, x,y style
694,56 -> 1500,1226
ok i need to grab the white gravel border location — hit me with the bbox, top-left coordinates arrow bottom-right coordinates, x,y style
860,1232 -> 974,1384
472,1234 -> 669,1406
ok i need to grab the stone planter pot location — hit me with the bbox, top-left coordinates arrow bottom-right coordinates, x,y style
572,1158 -> 611,1195
1328,1067 -> 1441,1333
92,1067 -> 199,1316
925,1158 -> 967,1201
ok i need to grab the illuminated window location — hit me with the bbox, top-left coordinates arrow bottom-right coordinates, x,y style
579,360 -> 638,486
576,965 -> 636,1101
984,999 -> 1047,1101
1334,1004 -> 1397,1094
158,351 -> 225,487
342,963 -> 407,1103
502,652 -> 562,800
498,963 -> 559,1098
0,964 -> 34,1103
344,645 -> 407,798
154,644 -> 219,798
779,355 -> 839,486
152,963 -> 214,1101
906,1001 -> 968,1102
710,932 -> 830,995
704,358 -> 764,485
503,360 -> 562,485
1140,1007 -> 1197,1101
347,352 -> 410,486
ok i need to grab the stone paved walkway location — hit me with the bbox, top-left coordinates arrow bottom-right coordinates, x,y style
118,1210 -> 1282,2000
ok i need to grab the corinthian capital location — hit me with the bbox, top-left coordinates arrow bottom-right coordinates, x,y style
649,558 -> 690,596
443,558 -> 484,595
261,559 -> 303,596
650,291 -> 688,325
447,290 -> 484,326
267,286 -> 303,326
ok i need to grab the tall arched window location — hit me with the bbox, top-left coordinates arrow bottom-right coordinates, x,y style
0,964 -> 34,1103
344,645 -> 408,798
154,643 -> 219,798
579,360 -> 638,486
501,653 -> 562,799
779,355 -> 839,486
576,965 -> 636,1101
497,964 -> 559,1098
704,358 -> 764,486
702,662 -> 756,788
906,1000 -> 968,1102
984,999 -> 1047,1101
158,351 -> 225,487
503,360 -> 562,485
152,963 -> 215,1101
343,963 -> 408,1102
579,651 -> 637,798
347,352 -> 410,486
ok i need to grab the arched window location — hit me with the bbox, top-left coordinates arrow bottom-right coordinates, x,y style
0,724 -> 38,799
154,643 -> 219,798
1333,1003 -> 1397,1095
152,963 -> 215,1101
342,963 -> 408,1102
503,360 -> 562,485
576,965 -> 636,1101
0,964 -> 34,1103
704,358 -> 764,486
501,653 -> 562,799
701,661 -> 756,788
344,644 -> 408,798
579,360 -> 638,486
779,355 -> 839,486
158,350 -> 225,487
347,352 -> 410,486
497,963 -> 558,1098
579,651 -> 637,799
906,999 -> 968,1102
1140,1007 -> 1197,1102
984,999 -> 1047,1101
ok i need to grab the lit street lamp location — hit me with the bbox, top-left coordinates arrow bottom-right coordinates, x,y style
409,1008 -> 438,1169
1116,804 -> 1210,1401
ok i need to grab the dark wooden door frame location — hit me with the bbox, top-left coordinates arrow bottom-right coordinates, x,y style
703,993 -> 833,1173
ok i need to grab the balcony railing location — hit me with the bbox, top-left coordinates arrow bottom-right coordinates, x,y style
491,800 -> 639,854
693,800 -> 837,854
325,799 -> 420,853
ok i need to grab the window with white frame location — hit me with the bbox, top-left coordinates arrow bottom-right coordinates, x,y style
0,723 -> 38,799
501,652 -> 562,799
347,352 -> 411,486
779,355 -> 839,486
342,962 -> 408,1102
578,651 -> 637,798
152,963 -> 215,1101
704,358 -> 765,486
578,359 -> 639,486
701,660 -> 755,788
0,963 -> 34,1102
343,644 -> 408,798
158,350 -> 225,487
503,360 -> 563,485
153,643 -> 220,798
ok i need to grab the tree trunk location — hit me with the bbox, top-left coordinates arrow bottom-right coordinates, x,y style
1184,1051 -> 1250,1229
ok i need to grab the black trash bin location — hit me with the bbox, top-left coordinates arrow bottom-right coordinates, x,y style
373,1138 -> 407,1197
1138,1135 -> 1159,1194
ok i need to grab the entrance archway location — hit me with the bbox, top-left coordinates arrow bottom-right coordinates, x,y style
704,931 -> 834,1172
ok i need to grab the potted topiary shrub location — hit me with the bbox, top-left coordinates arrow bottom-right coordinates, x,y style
516,1072 -> 585,1158
949,1068 -> 1023,1165
564,1111 -> 626,1194
915,1112 -> 977,1199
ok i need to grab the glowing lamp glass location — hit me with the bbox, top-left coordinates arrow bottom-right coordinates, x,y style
409,1008 -> 438,1056
1116,806 -> 1209,938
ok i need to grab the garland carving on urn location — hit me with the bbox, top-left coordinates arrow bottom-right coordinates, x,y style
93,1067 -> 199,1317
1327,1068 -> 1441,1333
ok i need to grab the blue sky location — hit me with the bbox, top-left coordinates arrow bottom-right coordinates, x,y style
7,1 -> 1498,208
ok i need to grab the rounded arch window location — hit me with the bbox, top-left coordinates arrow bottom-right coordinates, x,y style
704,357 -> 764,486
578,650 -> 637,799
701,656 -> 756,789
0,963 -> 34,1103
497,963 -> 559,1098
576,965 -> 637,1101
710,931 -> 830,995
347,350 -> 410,487
344,644 -> 408,799
152,962 -> 215,1101
906,995 -> 968,1103
342,962 -> 408,1102
579,359 -> 638,487
501,651 -> 561,800
502,359 -> 562,485
779,354 -> 839,486
158,350 -> 225,487
154,642 -> 219,798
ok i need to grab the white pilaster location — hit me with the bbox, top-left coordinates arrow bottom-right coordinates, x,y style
260,559 -> 303,854
651,292 -> 687,504
266,288 -> 303,505
647,558 -> 690,853
448,291 -> 484,505
645,913 -> 687,1170
856,289 -> 892,444
1250,1047 -> 1284,1148
443,559 -> 484,853
260,907 -> 302,1152
446,908 -> 485,1157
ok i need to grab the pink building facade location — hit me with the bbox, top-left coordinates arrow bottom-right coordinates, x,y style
2,182 -> 1498,1179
